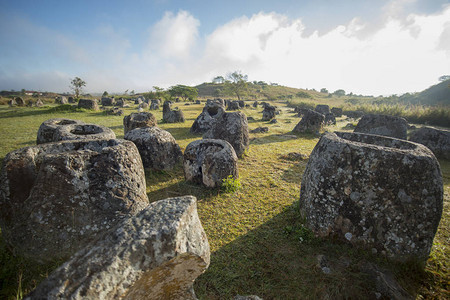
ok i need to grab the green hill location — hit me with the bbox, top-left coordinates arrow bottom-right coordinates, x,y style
398,79 -> 450,106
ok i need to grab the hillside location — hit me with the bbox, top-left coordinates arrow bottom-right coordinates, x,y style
398,79 -> 450,106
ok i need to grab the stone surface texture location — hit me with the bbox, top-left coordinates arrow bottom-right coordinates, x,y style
0,139 -> 149,263
262,105 -> 276,121
331,107 -> 343,117
300,132 -> 443,261
25,196 -> 210,300
315,104 -> 331,115
101,97 -> 115,106
36,118 -> 85,144
163,101 -> 185,123
78,99 -> 99,111
190,100 -> 226,134
52,124 -> 116,142
203,111 -> 249,158
184,139 -> 238,188
409,126 -> 450,160
123,112 -> 157,134
125,127 -> 182,170
292,109 -> 325,134
354,114 -> 408,140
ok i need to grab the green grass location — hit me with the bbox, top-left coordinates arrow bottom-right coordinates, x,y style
0,101 -> 448,299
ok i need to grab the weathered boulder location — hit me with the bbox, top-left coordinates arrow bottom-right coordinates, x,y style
315,104 -> 330,115
250,127 -> 269,133
125,127 -> 182,170
238,100 -> 245,108
15,97 -> 25,106
292,109 -> 325,134
101,97 -> 115,106
190,101 -> 226,134
123,112 -> 157,134
104,107 -> 124,116
227,101 -> 240,111
163,101 -> 185,123
134,98 -> 142,105
354,114 -> 408,140
203,111 -> 249,158
184,139 -> 238,188
324,113 -> 336,125
68,96 -> 75,103
300,132 -> 443,261
55,96 -> 68,105
262,105 -> 276,121
25,196 -> 210,300
138,102 -> 149,110
78,99 -> 99,110
35,99 -> 44,107
0,139 -> 149,263
52,124 -> 116,142
409,126 -> 450,160
150,102 -> 159,110
195,100 -> 201,104
8,99 -> 16,107
345,110 -> 364,119
331,107 -> 343,117
253,101 -> 259,108
26,100 -> 33,107
36,118 -> 85,144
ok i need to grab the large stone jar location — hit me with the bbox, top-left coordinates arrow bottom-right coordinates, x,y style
299,132 -> 443,261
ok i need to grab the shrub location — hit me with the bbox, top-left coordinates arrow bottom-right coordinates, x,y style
221,175 -> 241,193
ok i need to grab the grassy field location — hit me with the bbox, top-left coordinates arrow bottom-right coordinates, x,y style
0,100 -> 448,299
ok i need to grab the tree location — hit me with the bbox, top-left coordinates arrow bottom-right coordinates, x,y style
102,91 -> 108,97
320,88 -> 328,93
130,90 -> 135,95
168,85 -> 198,101
70,77 -> 86,99
438,75 -> 450,82
333,89 -> 346,97
222,71 -> 248,100
212,76 -> 225,84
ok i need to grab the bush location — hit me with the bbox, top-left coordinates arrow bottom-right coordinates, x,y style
221,175 -> 241,193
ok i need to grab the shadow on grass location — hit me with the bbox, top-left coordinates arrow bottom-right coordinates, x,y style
249,133 -> 318,145
0,107 -> 54,119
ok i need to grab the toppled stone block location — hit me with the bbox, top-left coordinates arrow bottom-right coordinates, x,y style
184,139 -> 238,188
354,114 -> 408,140
409,126 -> 450,160
300,132 -> 443,261
163,101 -> 185,123
78,99 -> 99,111
315,104 -> 330,115
125,127 -> 182,170
25,196 -> 210,300
0,139 -> 149,263
262,105 -> 276,121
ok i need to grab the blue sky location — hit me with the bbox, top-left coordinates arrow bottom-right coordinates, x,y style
0,0 -> 449,95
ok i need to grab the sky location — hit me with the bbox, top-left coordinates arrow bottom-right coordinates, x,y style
0,0 -> 449,96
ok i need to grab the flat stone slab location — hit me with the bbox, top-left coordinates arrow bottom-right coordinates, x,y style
25,196 -> 210,300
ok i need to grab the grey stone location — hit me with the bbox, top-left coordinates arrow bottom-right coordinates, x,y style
227,101 -> 240,111
262,105 -> 276,121
125,127 -> 182,170
123,112 -> 157,134
14,97 -> 24,106
52,124 -> 116,142
300,132 -> 443,261
134,98 -> 142,104
324,113 -> 336,125
55,96 -> 68,105
292,109 -> 325,134
250,127 -> 269,133
238,100 -> 245,108
345,110 -> 365,119
8,99 -> 16,107
104,107 -> 124,116
163,101 -> 185,123
115,99 -> 124,107
35,99 -> 44,107
253,101 -> 259,107
68,96 -> 75,103
203,111 -> 249,158
269,119 -> 278,124
184,139 -> 238,188
331,107 -> 343,117
409,126 -> 450,159
354,114 -> 408,139
25,196 -> 210,300
36,118 -> 85,144
101,97 -> 115,106
78,99 -> 99,110
315,104 -> 330,115
138,102 -> 149,110
191,100 -> 226,134
0,139 -> 149,263
26,100 -> 33,107
150,102 -> 159,110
